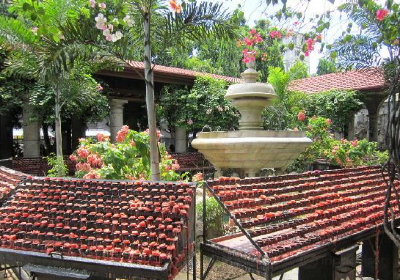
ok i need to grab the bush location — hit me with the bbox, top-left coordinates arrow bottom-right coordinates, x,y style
289,116 -> 388,172
70,126 -> 185,181
196,196 -> 225,239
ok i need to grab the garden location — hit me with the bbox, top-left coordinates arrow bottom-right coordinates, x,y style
0,0 -> 399,280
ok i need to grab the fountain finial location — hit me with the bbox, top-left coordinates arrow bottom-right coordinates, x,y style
225,61 -> 276,130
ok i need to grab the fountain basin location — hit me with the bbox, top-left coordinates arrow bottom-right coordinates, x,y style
192,130 -> 312,177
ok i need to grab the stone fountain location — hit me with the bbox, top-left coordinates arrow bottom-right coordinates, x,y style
191,61 -> 312,178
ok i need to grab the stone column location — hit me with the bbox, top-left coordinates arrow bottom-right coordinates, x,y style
175,126 -> 187,153
109,99 -> 128,143
22,98 -> 40,157
368,112 -> 379,142
347,114 -> 355,140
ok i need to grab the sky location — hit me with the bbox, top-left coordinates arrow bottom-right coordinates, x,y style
220,0 -> 388,73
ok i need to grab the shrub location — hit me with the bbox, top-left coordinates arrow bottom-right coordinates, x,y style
70,126 -> 185,181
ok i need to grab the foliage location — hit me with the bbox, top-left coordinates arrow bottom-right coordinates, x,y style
46,153 -> 68,177
289,116 -> 388,172
196,196 -> 225,239
71,126 -> 185,181
317,58 -> 337,75
305,90 -> 364,133
158,76 -> 239,132
263,62 -> 309,130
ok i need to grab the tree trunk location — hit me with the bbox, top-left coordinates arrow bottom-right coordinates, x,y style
143,9 -> 161,181
54,83 -> 65,176
42,123 -> 51,156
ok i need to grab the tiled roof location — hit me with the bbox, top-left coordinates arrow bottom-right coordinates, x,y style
0,171 -> 195,279
288,69 -> 386,94
207,166 -> 400,264
126,61 -> 243,84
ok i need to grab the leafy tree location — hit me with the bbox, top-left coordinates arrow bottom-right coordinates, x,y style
305,90 -> 364,134
158,75 -> 239,137
317,58 -> 337,75
0,0 -> 123,175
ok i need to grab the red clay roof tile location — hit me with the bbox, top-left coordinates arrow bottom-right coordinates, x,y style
126,61 -> 243,84
288,69 -> 386,94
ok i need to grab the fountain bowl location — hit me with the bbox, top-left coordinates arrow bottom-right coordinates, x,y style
192,130 -> 312,177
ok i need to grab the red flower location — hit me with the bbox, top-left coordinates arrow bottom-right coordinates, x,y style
116,125 -> 129,142
96,133 -> 104,142
297,111 -> 306,122
77,147 -> 89,159
69,154 -> 78,162
169,0 -> 181,13
326,118 -> 332,125
376,9 -> 388,21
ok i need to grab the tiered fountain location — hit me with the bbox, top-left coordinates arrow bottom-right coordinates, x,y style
192,61 -> 312,177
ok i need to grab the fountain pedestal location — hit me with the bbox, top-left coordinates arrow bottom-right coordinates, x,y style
192,61 -> 312,178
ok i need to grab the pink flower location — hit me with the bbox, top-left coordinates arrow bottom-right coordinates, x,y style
376,9 -> 388,21
116,125 -> 129,142
187,119 -> 193,125
77,147 -> 89,159
270,30 -> 282,39
244,37 -> 253,46
89,0 -> 96,8
87,154 -> 102,168
76,162 -> 91,172
130,140 -> 136,147
98,2 -> 106,9
69,154 -> 78,162
297,111 -> 306,122
97,84 -> 103,92
31,27 -> 38,35
250,29 -> 256,35
351,140 -> 358,147
217,106 -> 223,112
165,165 -> 171,171
193,172 -> 203,182
83,170 -> 100,179
394,39 -> 399,46
326,118 -> 332,125
96,133 -> 104,142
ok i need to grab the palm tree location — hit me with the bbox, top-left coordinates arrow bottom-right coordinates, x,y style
126,0 -> 237,180
0,0 -> 123,175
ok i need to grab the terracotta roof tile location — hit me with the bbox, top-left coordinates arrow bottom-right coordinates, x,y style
126,61 -> 243,84
288,69 -> 386,94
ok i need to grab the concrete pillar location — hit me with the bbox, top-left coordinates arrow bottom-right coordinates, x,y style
175,127 -> 187,153
362,233 -> 398,280
368,112 -> 379,142
347,114 -> 355,140
22,98 -> 40,157
109,99 -> 127,143
299,246 -> 358,280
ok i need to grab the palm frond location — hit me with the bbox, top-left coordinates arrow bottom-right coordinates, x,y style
161,1 -> 237,46
0,16 -> 37,49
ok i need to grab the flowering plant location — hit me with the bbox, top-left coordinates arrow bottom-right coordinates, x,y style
289,116 -> 388,172
237,29 -> 266,63
70,126 -> 184,181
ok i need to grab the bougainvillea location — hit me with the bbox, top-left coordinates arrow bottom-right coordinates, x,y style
70,126 -> 185,181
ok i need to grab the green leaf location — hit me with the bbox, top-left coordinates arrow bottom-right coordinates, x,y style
288,42 -> 294,50
22,2 -> 31,11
